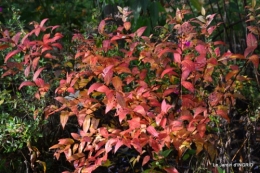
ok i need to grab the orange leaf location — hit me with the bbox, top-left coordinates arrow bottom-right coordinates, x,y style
216,106 -> 230,123
60,111 -> 69,129
124,22 -> 131,31
249,54 -> 259,68
58,138 -> 74,145
112,76 -> 123,91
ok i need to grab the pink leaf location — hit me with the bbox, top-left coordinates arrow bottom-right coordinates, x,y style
161,68 -> 177,78
12,32 -> 21,45
33,67 -> 45,81
40,18 -> 48,28
5,49 -> 22,63
195,44 -> 207,55
114,140 -> 124,153
116,92 -> 126,108
181,81 -> 194,93
147,126 -> 159,137
24,65 -> 31,77
161,99 -> 172,113
19,81 -> 35,90
142,155 -> 150,166
134,105 -> 146,116
182,59 -> 195,71
88,83 -> 103,95
135,26 -> 147,37
98,20 -> 106,34
174,52 -> 181,63
247,33 -> 257,48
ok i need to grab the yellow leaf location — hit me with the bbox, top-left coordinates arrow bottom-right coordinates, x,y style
36,160 -> 47,173
201,7 -> 206,16
0,99 -> 4,105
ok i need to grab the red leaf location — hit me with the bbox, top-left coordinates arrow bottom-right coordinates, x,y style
161,99 -> 172,113
0,44 -> 9,50
117,108 -> 128,123
34,78 -> 45,87
164,167 -> 179,173
193,107 -> 207,117
197,123 -> 206,137
32,57 -> 40,70
19,81 -> 36,90
216,106 -> 230,123
105,98 -> 115,114
88,83 -> 103,95
40,18 -> 48,28
67,87 -> 75,94
178,115 -> 193,121
43,34 -> 50,44
247,33 -> 257,48
98,20 -> 106,34
33,67 -> 45,81
244,47 -> 256,58
161,68 -> 178,78
116,92 -> 126,108
147,126 -> 159,137
5,49 -> 22,63
24,65 -> 31,77
114,140 -> 124,153
142,155 -> 150,166
181,81 -> 194,93
182,59 -> 195,71
52,43 -> 63,50
135,26 -> 147,37
134,105 -> 146,116
103,40 -> 111,52
127,117 -> 141,129
249,54 -> 259,68
195,44 -> 207,55
174,52 -> 181,63
11,32 -> 21,45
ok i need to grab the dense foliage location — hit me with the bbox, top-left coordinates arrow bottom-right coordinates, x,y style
1,0 -> 260,173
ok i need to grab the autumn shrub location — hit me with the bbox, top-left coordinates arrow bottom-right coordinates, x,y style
1,3 -> 260,173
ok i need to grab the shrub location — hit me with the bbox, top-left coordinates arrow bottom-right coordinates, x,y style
1,4 -> 259,173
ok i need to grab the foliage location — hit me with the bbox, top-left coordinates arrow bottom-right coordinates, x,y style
1,1 -> 260,173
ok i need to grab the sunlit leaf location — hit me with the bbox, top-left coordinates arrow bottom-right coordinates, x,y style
60,111 -> 69,129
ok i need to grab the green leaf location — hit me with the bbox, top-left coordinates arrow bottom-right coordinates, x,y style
182,153 -> 190,161
160,149 -> 172,157
190,0 -> 202,11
